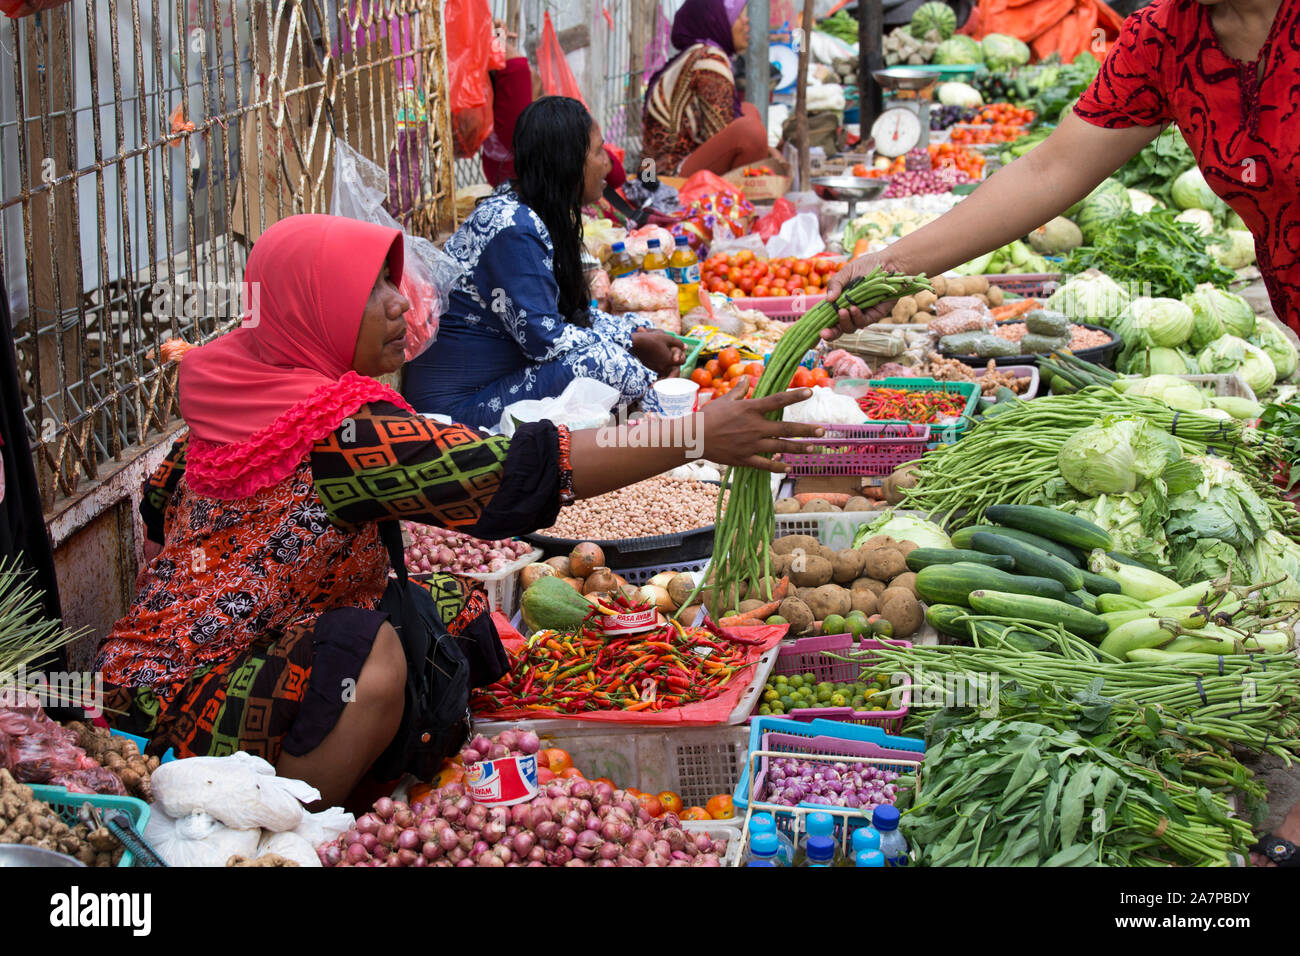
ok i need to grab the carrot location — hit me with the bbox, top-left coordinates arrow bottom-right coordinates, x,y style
862,485 -> 885,500
991,298 -> 1041,322
792,492 -> 852,507
719,593 -> 785,627
852,238 -> 871,260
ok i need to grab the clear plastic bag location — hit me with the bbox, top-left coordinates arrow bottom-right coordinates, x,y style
332,142 -> 465,360
150,752 -> 320,832
498,378 -> 620,437
144,810 -> 262,868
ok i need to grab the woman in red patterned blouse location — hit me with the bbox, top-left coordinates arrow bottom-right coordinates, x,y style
826,0 -> 1299,338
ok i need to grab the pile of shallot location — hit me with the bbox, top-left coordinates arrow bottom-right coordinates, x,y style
760,758 -> 902,810
317,776 -> 728,867
401,521 -> 535,575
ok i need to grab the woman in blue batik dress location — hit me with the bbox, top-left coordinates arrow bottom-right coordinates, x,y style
405,97 -> 685,428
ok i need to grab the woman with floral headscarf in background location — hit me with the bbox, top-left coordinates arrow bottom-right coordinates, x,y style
642,0 -> 775,177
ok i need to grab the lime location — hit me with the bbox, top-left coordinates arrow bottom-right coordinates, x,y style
774,674 -> 789,685
830,693 -> 847,707
822,613 -> 847,637
816,681 -> 834,695
789,675 -> 804,688
763,688 -> 779,703
802,672 -> 817,684
872,619 -> 894,638
779,695 -> 794,710
759,704 -> 772,716
766,615 -> 788,626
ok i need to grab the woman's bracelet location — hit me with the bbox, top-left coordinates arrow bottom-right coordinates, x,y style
556,424 -> 575,507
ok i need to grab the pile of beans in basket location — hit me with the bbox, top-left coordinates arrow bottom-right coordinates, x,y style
536,476 -> 724,540
994,322 -> 1111,351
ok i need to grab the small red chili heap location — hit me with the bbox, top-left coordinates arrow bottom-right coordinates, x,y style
857,387 -> 968,424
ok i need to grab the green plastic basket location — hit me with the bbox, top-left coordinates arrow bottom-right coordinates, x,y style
672,333 -> 705,375
860,377 -> 981,444
28,783 -> 152,867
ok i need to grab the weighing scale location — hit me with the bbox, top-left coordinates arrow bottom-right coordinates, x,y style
869,67 -> 941,158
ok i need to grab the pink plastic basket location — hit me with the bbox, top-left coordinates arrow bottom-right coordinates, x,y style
735,292 -> 827,322
753,633 -> 911,733
780,422 -> 929,477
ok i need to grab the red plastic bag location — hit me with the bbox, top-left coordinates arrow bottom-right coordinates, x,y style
446,0 -> 495,158
755,198 -> 797,242
676,169 -> 748,207
537,11 -> 586,105
0,0 -> 71,16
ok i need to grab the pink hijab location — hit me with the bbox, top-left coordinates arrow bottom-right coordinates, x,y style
178,214 -> 416,500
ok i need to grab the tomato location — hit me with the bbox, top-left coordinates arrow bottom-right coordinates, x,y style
739,277 -> 755,294
776,266 -> 792,280
624,787 -> 644,798
745,361 -> 766,380
704,359 -> 721,378
753,284 -> 770,298
690,368 -> 712,387
718,347 -> 740,370
793,260 -> 810,276
725,363 -> 747,381
790,367 -> 814,389
708,278 -> 726,293
637,792 -> 664,817
705,794 -> 735,820
768,278 -> 786,292
657,791 -> 684,815
559,766 -> 585,779
540,747 -> 573,773
736,249 -> 755,263
537,767 -> 556,784
727,268 -> 744,285
810,367 -> 830,386
681,806 -> 712,821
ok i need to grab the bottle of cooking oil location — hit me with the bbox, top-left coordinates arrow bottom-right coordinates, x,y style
668,235 -> 701,314
641,238 -> 670,279
607,241 -> 638,279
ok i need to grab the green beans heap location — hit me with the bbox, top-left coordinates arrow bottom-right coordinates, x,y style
688,270 -> 932,611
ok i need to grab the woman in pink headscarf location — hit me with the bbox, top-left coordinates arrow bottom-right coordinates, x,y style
95,214 -> 820,805
642,0 -> 773,177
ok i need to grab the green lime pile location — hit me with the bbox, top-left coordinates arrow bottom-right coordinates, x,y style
821,610 -> 893,639
756,670 -> 896,717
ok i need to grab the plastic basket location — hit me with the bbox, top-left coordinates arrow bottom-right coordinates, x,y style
446,548 -> 543,619
28,784 -> 152,867
752,634 -> 911,732
1176,373 -> 1257,402
616,556 -> 711,586
736,292 -> 827,322
773,511 -> 879,551
974,363 -> 1040,401
780,421 -> 930,477
671,333 -> 706,375
983,273 -> 1062,298
859,377 -> 982,444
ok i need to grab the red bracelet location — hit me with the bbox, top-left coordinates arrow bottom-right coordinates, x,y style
557,424 -> 575,506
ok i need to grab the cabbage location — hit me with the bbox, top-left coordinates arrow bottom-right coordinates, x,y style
1166,455 -> 1272,552
1120,374 -> 1207,411
853,510 -> 952,551
1057,416 -> 1184,496
909,2 -> 957,40
1243,530 -> 1300,600
1250,319 -> 1299,380
1119,347 -> 1198,377
1114,296 -> 1195,349
1058,493 -> 1169,566
1046,269 -> 1130,325
1196,335 -> 1276,394
1171,166 -> 1227,214
932,35 -> 983,65
1126,189 -> 1162,214
937,82 -> 982,108
1174,208 -> 1215,236
1208,229 -> 1256,269
1183,283 -> 1255,348
1171,537 -> 1249,588
1225,210 -> 1246,231
981,33 -> 1030,70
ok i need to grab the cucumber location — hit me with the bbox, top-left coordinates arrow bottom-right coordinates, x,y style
968,589 -> 1108,637
1071,589 -> 1099,613
906,548 -> 1015,573
915,562 -> 1068,607
925,604 -> 972,639
969,532 -> 1086,592
1096,592 -> 1148,613
950,525 -> 1083,567
1078,568 -> 1123,596
983,504 -> 1113,551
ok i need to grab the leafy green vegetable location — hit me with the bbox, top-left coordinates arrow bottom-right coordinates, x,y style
1057,415 -> 1183,496
933,35 -> 982,64
1183,283 -> 1255,348
1208,229 -> 1256,269
1243,529 -> 1300,600
1118,374 -> 1207,412
1114,127 -> 1195,207
1166,455 -> 1272,552
1251,322 -> 1299,381
1045,269 -> 1130,324
1062,209 -> 1236,299
1260,399 -> 1300,488
853,509 -> 952,550
1058,493 -> 1170,566
1171,166 -> 1229,215
981,33 -> 1029,70
816,10 -> 860,45
1196,335 -> 1276,395
1112,296 -> 1194,350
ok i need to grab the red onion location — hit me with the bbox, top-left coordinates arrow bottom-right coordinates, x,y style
438,828 -> 459,852
488,742 -> 510,760
534,820 -> 558,844
423,841 -> 442,861
510,803 -> 532,828
564,858 -> 587,867
447,846 -> 467,864
591,781 -> 614,806
630,828 -> 655,847
359,833 -> 379,852
695,855 -> 721,867
457,858 -> 476,867
454,795 -> 474,816
511,832 -> 536,857
587,813 -> 602,831
320,844 -> 342,866
669,859 -> 691,867
345,842 -> 369,864
493,845 -> 513,865
637,808 -> 652,824
470,734 -> 492,754
550,795 -> 571,815
622,840 -> 647,861
443,782 -> 466,799
396,848 -> 419,866
518,731 -> 541,755
413,856 -> 427,867
601,820 -> 632,843
547,847 -> 572,865
527,860 -> 545,867
617,855 -> 644,867
465,806 -> 488,832
472,840 -> 489,858
355,813 -> 381,835
373,798 -> 395,821
342,830 -> 363,846
458,831 -> 476,853
573,830 -> 602,860
482,822 -> 506,845
377,824 -> 399,846
694,833 -> 714,853
497,729 -> 520,751
595,858 -> 616,867
557,827 -> 578,848
653,840 -> 671,859
597,841 -> 622,861
529,846 -> 546,863
441,804 -> 462,824
417,821 -> 438,843
568,778 -> 593,800
664,829 -> 686,851
372,845 -> 389,861
546,784 -> 568,800
528,799 -> 554,830
562,810 -> 586,832
671,850 -> 691,862
397,828 -> 420,851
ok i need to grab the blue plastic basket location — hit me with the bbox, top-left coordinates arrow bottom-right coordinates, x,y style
110,728 -> 177,763
28,784 -> 152,867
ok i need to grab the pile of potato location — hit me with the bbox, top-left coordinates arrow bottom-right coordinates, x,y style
770,533 -> 923,639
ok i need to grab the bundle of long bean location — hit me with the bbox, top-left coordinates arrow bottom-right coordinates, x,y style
903,385 -> 1296,533
684,270 -> 932,612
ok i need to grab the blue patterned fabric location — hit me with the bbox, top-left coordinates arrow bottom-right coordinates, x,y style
404,186 -> 655,428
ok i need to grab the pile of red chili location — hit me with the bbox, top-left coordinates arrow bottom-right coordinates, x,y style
472,619 -> 758,716
857,387 -> 967,424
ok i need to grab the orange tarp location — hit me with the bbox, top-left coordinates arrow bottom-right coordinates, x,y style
959,0 -> 1125,63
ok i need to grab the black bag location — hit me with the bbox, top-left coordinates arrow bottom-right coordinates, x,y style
369,521 -> 507,781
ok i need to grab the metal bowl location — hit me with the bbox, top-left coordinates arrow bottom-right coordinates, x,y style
872,67 -> 941,91
810,176 -> 890,204
0,844 -> 87,867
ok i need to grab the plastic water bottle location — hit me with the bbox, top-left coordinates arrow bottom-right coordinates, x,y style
793,811 -> 837,866
856,849 -> 886,867
668,235 -> 701,314
805,835 -> 837,867
750,813 -> 794,866
746,831 -> 780,867
837,823 -> 881,866
607,241 -> 638,279
873,805 -> 910,867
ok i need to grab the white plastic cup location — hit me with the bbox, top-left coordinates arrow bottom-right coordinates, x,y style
652,378 -> 699,418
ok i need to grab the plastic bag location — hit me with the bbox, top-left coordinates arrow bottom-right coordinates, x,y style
755,198 -> 797,243
782,385 -> 868,425
537,11 -> 586,104
608,273 -> 677,312
621,225 -> 677,261
677,170 -> 748,208
150,752 -> 320,832
928,309 -> 995,338
332,141 -> 464,360
144,810 -> 262,867
0,0 -> 71,16
623,308 -> 681,334
766,213 -> 826,258
498,377 -> 620,437
446,0 -> 495,156
708,233 -> 768,260
257,830 -> 323,867
292,807 -> 355,848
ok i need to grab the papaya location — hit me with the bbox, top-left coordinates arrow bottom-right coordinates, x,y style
520,574 -> 594,633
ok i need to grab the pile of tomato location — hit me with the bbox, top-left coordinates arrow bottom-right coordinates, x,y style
689,347 -> 831,402
851,142 -> 986,181
974,103 -> 1035,126
699,249 -> 840,298
948,123 -> 1027,145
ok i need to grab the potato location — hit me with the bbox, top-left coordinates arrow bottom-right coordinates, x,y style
679,604 -> 705,625
844,496 -> 873,512
863,547 -> 907,582
852,588 -> 879,616
854,577 -> 888,598
858,535 -> 897,552
667,572 -> 698,608
774,498 -> 802,514
796,587 -> 819,604
894,540 -> 920,558
890,571 -> 919,596
778,598 -> 815,635
808,584 -> 852,621
772,553 -> 792,578
880,585 -> 916,608
774,534 -> 819,556
749,577 -> 781,602
931,275 -> 947,297
881,592 -> 923,639
817,544 -> 836,562
830,550 -> 865,584
914,289 -> 938,312
987,285 -> 1004,307
790,554 -> 834,588
801,499 -> 836,513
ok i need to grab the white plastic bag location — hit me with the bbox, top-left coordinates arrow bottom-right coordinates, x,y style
292,807 -> 355,848
331,141 -> 465,360
144,809 -> 261,867
782,385 -> 868,425
257,830 -> 323,867
766,213 -> 826,259
498,377 -> 620,436
150,752 -> 320,832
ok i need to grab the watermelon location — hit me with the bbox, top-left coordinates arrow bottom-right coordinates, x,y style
932,35 -> 983,65
909,2 -> 957,41
1067,178 -> 1132,244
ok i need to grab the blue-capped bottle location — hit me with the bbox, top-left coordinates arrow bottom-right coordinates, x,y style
805,835 -> 837,867
746,831 -> 780,867
750,813 -> 794,866
873,805 -> 910,867
793,810 -> 837,866
837,823 -> 881,866
855,849 -> 886,867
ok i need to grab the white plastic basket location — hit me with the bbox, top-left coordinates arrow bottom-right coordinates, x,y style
462,549 -> 543,618
773,511 -> 879,550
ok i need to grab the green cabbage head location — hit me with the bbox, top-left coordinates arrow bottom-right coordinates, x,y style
1183,283 -> 1255,347
1115,296 -> 1195,349
1057,415 -> 1184,496
1250,320 -> 1299,380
